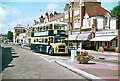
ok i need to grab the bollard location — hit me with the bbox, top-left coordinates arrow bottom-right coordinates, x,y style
71,47 -> 77,61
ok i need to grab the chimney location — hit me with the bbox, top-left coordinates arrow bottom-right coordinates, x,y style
45,12 -> 49,22
93,19 -> 97,33
36,21 -> 39,24
34,20 -> 37,25
54,11 -> 57,15
39,15 -> 44,24
50,13 -> 54,18
80,5 -> 85,27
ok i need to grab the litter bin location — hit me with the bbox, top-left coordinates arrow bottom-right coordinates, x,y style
71,47 -> 77,61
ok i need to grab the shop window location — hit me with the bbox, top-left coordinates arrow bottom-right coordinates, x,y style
105,41 -> 110,47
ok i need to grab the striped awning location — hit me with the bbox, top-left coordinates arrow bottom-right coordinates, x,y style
90,36 -> 116,41
65,32 -> 92,41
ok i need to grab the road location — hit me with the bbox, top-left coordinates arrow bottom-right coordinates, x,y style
2,45 -> 86,80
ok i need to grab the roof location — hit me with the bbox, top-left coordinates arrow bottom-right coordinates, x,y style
84,0 -> 98,2
87,5 -> 115,17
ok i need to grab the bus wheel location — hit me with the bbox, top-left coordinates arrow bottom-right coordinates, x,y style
48,48 -> 54,56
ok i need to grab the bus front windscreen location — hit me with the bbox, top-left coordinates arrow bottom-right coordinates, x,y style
54,37 -> 62,43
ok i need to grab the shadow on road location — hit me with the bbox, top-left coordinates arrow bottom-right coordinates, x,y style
12,55 -> 19,58
7,64 -> 15,68
11,52 -> 17,54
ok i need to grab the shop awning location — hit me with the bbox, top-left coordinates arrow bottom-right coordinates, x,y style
65,32 -> 92,41
77,33 -> 92,41
90,36 -> 116,41
67,34 -> 78,41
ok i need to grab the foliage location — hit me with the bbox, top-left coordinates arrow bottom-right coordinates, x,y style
111,5 -> 120,19
76,51 -> 94,64
7,31 -> 13,42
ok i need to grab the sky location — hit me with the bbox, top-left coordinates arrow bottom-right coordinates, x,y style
0,0 -> 119,34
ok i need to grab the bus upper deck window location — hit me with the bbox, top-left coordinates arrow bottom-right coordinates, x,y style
40,26 -> 42,31
32,28 -> 35,32
49,24 -> 53,29
36,39 -> 39,42
39,38 -> 42,43
46,25 -> 48,30
54,24 -> 60,30
34,39 -> 36,42
43,26 -> 46,30
38,27 -> 40,31
42,38 -> 44,43
45,38 -> 48,43
62,24 -> 66,30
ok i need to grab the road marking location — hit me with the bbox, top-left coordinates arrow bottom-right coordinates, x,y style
39,56 -> 52,63
33,53 -> 52,62
33,53 -> 41,55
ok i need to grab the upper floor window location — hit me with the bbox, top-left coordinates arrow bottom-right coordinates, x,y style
65,11 -> 68,15
105,17 -> 108,25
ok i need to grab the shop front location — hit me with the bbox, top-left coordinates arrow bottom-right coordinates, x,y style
90,30 -> 118,52
66,31 -> 93,50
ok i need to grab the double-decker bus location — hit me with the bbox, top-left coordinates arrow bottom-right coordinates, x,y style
30,22 -> 68,55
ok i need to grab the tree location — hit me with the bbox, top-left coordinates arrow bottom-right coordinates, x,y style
7,31 -> 13,42
111,3 -> 120,29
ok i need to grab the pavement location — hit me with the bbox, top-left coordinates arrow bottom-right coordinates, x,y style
10,45 -> 120,80
55,50 -> 120,81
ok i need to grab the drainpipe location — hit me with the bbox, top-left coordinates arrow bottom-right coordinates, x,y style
118,29 -> 120,53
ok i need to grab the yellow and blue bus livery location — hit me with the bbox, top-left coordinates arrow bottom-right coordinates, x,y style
30,22 -> 68,55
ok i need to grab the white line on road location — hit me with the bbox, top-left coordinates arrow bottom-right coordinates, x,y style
39,56 -> 52,63
33,53 -> 41,55
33,53 -> 52,63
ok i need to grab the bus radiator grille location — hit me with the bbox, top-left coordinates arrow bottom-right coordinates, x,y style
58,46 -> 65,52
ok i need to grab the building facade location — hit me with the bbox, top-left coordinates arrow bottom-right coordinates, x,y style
13,24 -> 26,43
63,0 -> 118,52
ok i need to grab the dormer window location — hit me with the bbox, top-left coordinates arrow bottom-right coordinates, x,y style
105,17 -> 108,25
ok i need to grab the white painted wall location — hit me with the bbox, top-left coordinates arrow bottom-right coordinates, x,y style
70,10 -> 72,17
83,19 -> 85,27
110,17 -> 116,30
96,16 -> 104,30
65,11 -> 68,19
74,8 -> 79,16
74,22 -> 80,29
18,33 -> 26,44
